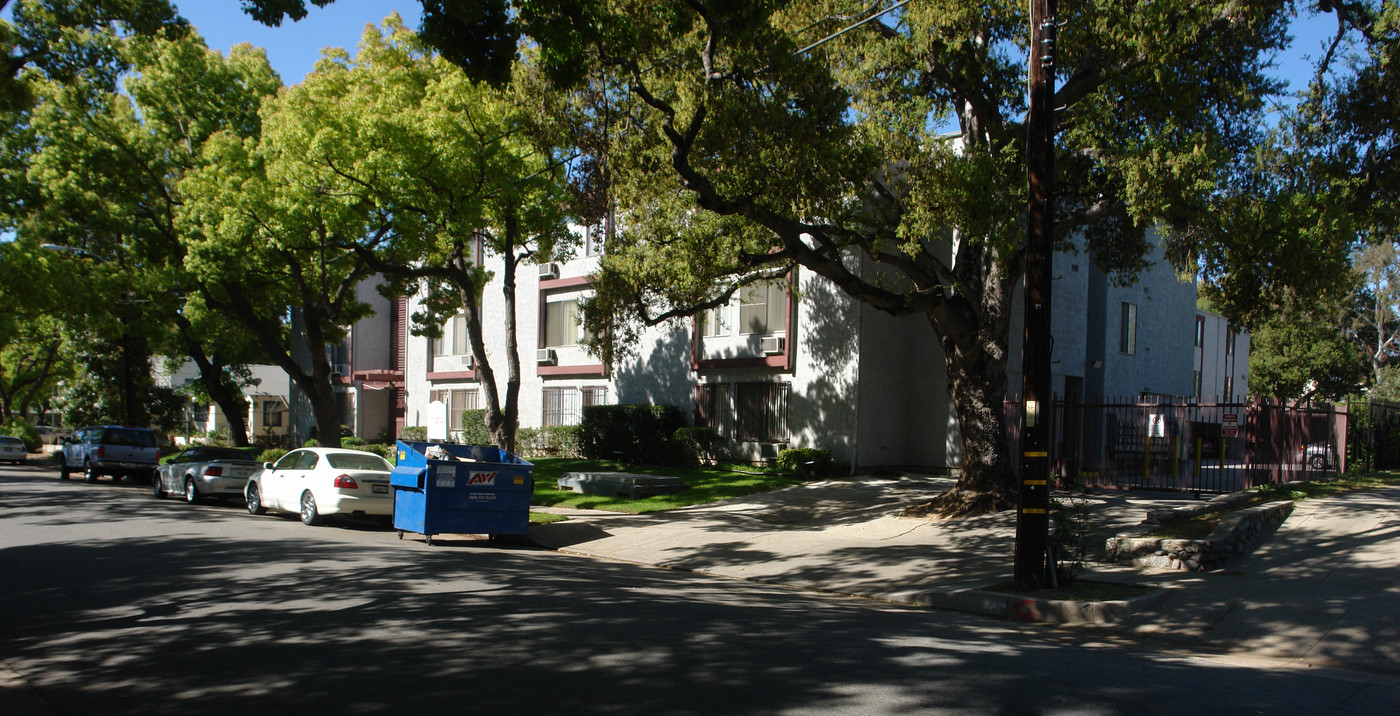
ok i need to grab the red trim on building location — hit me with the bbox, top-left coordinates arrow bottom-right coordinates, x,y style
539,275 -> 593,291
425,370 -> 477,381
537,364 -> 608,377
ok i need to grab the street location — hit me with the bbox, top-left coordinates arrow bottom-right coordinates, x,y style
2,465 -> 1397,714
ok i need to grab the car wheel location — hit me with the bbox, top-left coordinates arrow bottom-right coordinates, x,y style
152,475 -> 164,499
1309,454 -> 1326,470
246,483 -> 267,515
300,491 -> 321,526
185,478 -> 200,504
84,461 -> 97,482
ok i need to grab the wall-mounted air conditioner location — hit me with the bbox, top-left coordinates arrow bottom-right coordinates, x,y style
760,336 -> 785,355
330,363 -> 351,377
457,354 -> 474,369
539,263 -> 560,280
536,349 -> 557,365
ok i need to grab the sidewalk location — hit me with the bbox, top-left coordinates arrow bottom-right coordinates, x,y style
529,474 -> 1187,608
530,476 -> 1400,672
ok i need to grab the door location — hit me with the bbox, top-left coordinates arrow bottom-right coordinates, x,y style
265,450 -> 311,511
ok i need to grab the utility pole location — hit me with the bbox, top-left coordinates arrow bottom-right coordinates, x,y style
1014,0 -> 1057,591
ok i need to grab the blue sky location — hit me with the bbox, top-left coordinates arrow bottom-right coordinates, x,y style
174,1 -> 422,86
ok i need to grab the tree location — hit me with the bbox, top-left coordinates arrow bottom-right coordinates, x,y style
1248,289 -> 1366,401
256,18 -> 574,453
539,1 -> 1299,515
12,26 -> 280,438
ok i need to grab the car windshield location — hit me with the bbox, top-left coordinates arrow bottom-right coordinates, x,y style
325,452 -> 391,472
0,436 -> 22,445
104,429 -> 155,448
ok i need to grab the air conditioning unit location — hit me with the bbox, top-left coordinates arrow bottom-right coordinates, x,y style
760,336 -> 785,355
330,363 -> 350,377
536,348 -> 557,365
539,263 -> 560,280
457,354 -> 475,369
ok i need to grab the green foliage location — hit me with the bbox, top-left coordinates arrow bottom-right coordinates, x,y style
303,439 -> 319,448
399,425 -> 427,443
776,448 -> 834,477
257,448 -> 287,464
1050,489 -> 1098,584
673,426 -> 726,466
0,418 -> 41,452
458,409 -> 492,446
352,443 -> 396,462
1248,290 -> 1365,401
577,404 -> 686,465
538,425 -> 580,458
342,435 -> 366,447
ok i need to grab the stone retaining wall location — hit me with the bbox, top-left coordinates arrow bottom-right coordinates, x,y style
1105,499 -> 1294,572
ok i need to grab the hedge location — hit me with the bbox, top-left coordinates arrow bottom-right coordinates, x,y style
577,404 -> 686,465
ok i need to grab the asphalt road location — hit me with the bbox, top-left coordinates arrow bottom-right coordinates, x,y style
2,464 -> 1397,714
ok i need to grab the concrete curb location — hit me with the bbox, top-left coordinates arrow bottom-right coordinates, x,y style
890,583 -> 1168,625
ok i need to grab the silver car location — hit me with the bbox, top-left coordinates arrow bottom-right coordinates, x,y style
154,446 -> 263,504
0,435 -> 25,465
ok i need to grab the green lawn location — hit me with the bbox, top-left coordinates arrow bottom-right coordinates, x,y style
528,458 -> 808,513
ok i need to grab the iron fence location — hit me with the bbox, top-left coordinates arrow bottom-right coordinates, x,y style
1006,396 -> 1348,494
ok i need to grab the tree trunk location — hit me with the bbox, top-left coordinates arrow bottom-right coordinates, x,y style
903,329 -> 1018,518
175,317 -> 251,447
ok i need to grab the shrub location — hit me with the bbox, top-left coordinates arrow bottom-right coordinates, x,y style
1050,488 -> 1097,584
258,448 -> 288,464
354,443 -> 397,462
577,404 -> 687,465
343,436 -> 366,447
674,426 -> 724,464
303,438 -> 319,447
539,425 -> 580,457
515,426 -> 541,456
1,419 -> 41,453
776,447 -> 835,476
400,425 -> 427,443
458,409 -> 493,446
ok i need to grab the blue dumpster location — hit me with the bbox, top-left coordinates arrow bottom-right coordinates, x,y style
390,441 -> 534,545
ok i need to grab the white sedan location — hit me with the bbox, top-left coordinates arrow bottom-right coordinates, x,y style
245,448 -> 393,526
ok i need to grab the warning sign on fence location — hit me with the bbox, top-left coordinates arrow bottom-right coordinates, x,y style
1222,427 -> 1239,438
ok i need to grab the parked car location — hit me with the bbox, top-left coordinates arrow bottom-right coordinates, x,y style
0,435 -> 26,465
1298,441 -> 1337,471
155,446 -> 263,504
35,425 -> 67,445
60,426 -> 160,483
245,447 -> 393,526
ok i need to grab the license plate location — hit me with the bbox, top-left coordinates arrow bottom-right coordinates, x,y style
372,484 -> 388,494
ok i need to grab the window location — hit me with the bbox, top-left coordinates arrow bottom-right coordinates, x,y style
452,312 -> 469,355
262,399 -> 284,427
1194,370 -> 1202,400
543,387 -> 582,426
430,389 -> 479,431
739,281 -> 787,335
696,381 -> 789,442
582,386 -> 607,407
1225,329 -> 1236,357
544,298 -> 588,347
1195,316 -> 1205,347
433,312 -> 472,356
700,304 -> 730,337
1119,302 -> 1137,355
1223,376 -> 1234,400
585,223 -> 606,257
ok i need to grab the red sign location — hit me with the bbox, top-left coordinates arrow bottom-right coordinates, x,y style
466,472 -> 498,485
1221,427 -> 1239,438
1222,413 -> 1239,425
